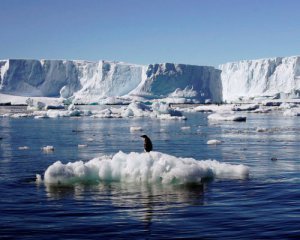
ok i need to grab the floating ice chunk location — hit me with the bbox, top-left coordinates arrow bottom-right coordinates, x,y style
193,104 -> 233,113
78,144 -> 88,148
45,109 -> 87,118
36,174 -> 43,184
33,112 -> 49,119
27,99 -> 46,111
252,108 -> 272,113
207,140 -> 222,145
232,104 -> 259,111
18,146 -> 29,150
152,102 -> 182,116
130,126 -> 143,132
43,151 -> 249,185
208,112 -> 246,122
121,102 -> 152,118
93,108 -> 114,118
11,113 -> 32,118
157,114 -> 187,120
42,145 -> 54,152
46,110 -> 68,118
181,126 -> 191,131
283,108 -> 300,116
87,138 -> 94,142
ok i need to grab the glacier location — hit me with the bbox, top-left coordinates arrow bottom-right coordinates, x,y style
1,56 -> 300,104
0,59 -> 222,104
220,56 -> 300,102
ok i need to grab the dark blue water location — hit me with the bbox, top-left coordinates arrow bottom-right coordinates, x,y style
1,109 -> 300,239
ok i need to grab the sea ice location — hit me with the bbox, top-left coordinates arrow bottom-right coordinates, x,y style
283,108 -> 300,116
18,146 -> 29,150
207,140 -> 222,145
42,146 -> 54,152
130,126 -> 143,132
208,112 -> 246,122
42,151 -> 249,185
232,104 -> 259,111
78,144 -> 88,148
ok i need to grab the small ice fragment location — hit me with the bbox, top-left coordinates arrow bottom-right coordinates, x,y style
36,174 -> 43,183
207,139 -> 222,145
18,146 -> 29,150
87,138 -> 94,142
130,126 -> 143,132
181,126 -> 191,130
42,145 -> 54,152
78,144 -> 88,148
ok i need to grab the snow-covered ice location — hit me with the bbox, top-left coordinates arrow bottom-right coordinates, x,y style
41,151 -> 249,185
283,108 -> 300,116
208,112 -> 247,122
0,60 -> 222,104
220,56 -> 300,102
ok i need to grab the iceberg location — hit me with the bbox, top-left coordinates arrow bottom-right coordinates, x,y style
0,59 -> 222,104
220,56 -> 300,102
1,56 -> 300,104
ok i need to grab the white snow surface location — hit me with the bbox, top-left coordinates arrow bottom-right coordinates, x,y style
42,151 -> 249,185
0,59 -> 222,104
220,56 -> 300,102
208,112 -> 247,122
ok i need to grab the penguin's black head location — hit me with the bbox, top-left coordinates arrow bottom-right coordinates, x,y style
140,135 -> 148,138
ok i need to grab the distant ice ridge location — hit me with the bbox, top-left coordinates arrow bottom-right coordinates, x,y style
220,56 -> 300,102
0,59 -> 222,104
41,151 -> 249,185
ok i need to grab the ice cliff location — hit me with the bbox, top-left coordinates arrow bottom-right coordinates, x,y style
0,59 -> 222,104
220,56 -> 300,102
1,56 -> 300,104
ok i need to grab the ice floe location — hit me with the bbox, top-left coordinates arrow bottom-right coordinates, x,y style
283,108 -> 300,116
40,151 -> 249,185
208,112 -> 247,122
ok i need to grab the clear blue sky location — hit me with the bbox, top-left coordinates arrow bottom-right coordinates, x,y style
1,0 -> 299,66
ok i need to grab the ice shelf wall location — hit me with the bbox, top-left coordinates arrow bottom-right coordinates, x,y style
0,59 -> 222,103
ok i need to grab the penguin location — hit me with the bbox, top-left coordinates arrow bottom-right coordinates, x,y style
140,135 -> 153,152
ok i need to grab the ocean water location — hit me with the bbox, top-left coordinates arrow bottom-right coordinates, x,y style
1,108 -> 300,239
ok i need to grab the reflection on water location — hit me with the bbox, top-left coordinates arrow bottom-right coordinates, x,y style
45,182 -> 205,207
44,181 -> 205,230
